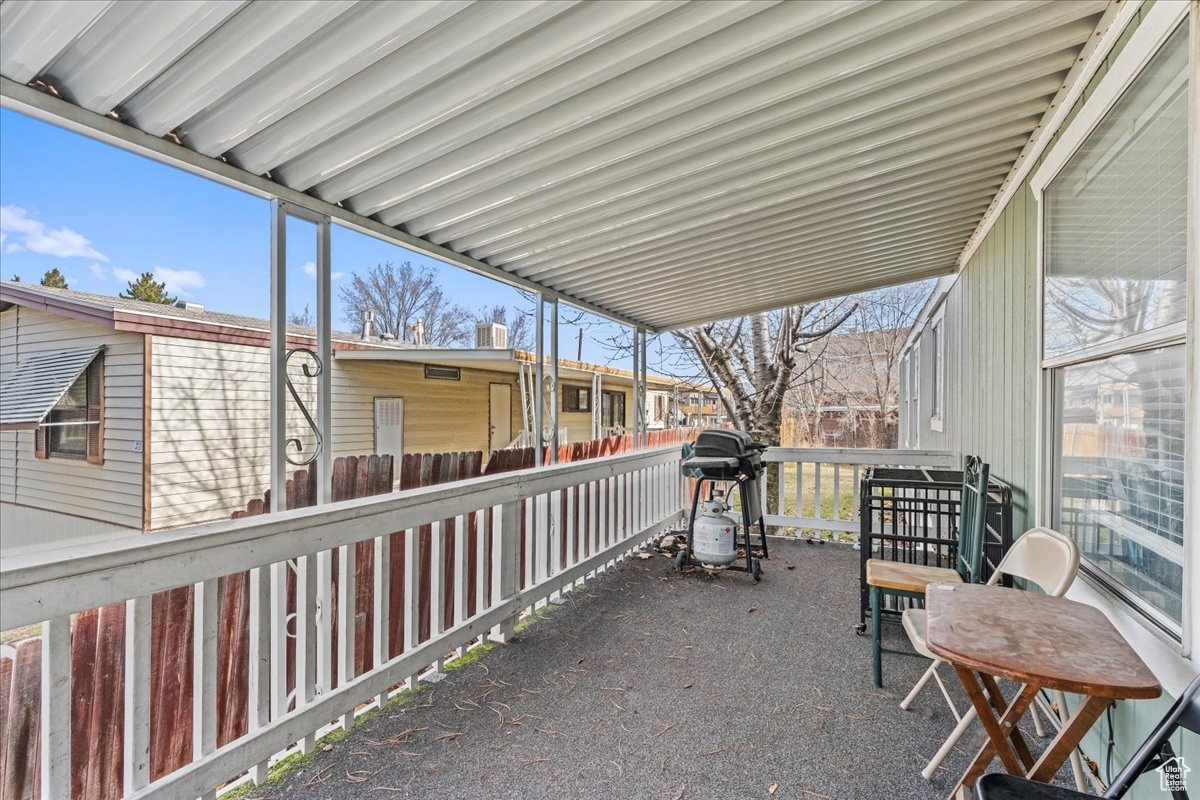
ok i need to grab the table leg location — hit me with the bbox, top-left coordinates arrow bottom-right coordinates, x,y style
948,668 -> 1040,799
1025,694 -> 1110,784
977,673 -> 1035,770
870,585 -> 882,687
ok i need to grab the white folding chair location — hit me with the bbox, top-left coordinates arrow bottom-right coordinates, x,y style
899,527 -> 1082,784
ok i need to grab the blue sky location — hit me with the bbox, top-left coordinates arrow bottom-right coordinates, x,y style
0,108 -> 628,366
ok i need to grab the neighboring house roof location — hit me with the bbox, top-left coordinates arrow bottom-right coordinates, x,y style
0,281 -> 706,389
0,344 -> 102,430
0,280 -> 408,350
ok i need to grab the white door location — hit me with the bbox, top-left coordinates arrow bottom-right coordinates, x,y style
489,383 -> 511,452
374,397 -> 404,461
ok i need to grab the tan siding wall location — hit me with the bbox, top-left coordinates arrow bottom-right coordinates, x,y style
330,360 -> 523,456
0,306 -> 144,532
150,339 -> 524,528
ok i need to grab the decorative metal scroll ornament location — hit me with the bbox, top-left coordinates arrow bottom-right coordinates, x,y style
541,373 -> 557,444
285,347 -> 324,466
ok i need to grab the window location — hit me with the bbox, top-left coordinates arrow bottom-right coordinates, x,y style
562,385 -> 591,413
930,312 -> 945,432
36,356 -> 104,463
1037,16 -> 1190,638
601,390 -> 625,430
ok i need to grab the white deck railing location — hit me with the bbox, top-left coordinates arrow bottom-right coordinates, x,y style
0,444 -> 957,799
0,445 -> 685,800
760,448 -> 959,540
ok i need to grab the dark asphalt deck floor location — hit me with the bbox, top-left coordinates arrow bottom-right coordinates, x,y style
244,540 -> 1072,800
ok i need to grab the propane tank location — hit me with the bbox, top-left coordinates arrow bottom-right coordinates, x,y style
692,492 -> 739,567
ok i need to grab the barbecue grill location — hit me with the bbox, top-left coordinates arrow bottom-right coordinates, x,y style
678,429 -> 770,580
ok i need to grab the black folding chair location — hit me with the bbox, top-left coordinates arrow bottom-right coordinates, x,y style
975,673 -> 1200,800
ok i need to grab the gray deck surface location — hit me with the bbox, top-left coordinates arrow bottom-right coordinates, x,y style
244,540 -> 1067,800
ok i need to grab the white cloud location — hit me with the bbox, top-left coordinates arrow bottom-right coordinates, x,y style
154,266 -> 206,297
0,205 -> 108,261
89,263 -> 108,280
301,261 -> 344,281
111,266 -> 139,283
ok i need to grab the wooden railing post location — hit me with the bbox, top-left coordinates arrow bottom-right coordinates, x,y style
39,615 -> 70,800
492,499 -> 522,643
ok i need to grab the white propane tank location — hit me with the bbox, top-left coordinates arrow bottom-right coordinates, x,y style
692,497 -> 739,567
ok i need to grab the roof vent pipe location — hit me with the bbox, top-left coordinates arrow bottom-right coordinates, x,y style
360,308 -> 375,340
411,318 -> 425,346
175,301 -> 205,312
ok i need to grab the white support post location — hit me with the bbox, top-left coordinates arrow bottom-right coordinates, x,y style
632,326 -> 641,448
402,528 -> 419,689
315,217 -> 332,506
123,595 -> 152,794
372,534 -> 390,708
268,199 -> 286,515
267,200 -> 290,747
429,521 -> 444,674
639,329 -> 648,446
268,561 -> 288,723
534,297 -> 545,467
247,566 -> 270,784
454,513 -> 469,656
494,500 -> 521,642
40,615 -> 70,800
549,297 -> 559,464
193,579 -> 218,799
336,542 -> 356,729
297,553 -> 318,753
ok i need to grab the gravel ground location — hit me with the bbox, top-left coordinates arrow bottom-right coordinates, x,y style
243,540 -> 1067,800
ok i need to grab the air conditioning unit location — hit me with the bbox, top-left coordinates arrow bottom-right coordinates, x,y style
476,322 -> 508,349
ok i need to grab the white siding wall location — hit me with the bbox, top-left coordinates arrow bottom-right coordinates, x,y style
0,306 -> 144,533
150,338 -> 524,529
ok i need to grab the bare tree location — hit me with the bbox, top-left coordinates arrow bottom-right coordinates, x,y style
604,301 -> 856,445
339,261 -> 470,345
791,282 -> 929,447
288,304 -> 313,327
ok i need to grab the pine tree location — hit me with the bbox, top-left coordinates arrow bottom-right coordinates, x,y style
121,272 -> 177,304
40,268 -> 68,289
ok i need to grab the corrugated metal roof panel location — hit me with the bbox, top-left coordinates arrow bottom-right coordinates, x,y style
0,345 -> 103,428
0,0 -> 1113,330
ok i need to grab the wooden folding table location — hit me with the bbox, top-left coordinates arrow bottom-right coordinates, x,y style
923,583 -> 1160,799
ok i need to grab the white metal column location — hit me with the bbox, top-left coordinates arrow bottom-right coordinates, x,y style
267,198 -> 334,752
640,330 -> 648,443
534,297 -> 544,465
549,296 -> 559,464
631,326 -> 640,448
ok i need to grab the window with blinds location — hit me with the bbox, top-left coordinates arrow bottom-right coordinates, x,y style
1043,24 -> 1189,360
1043,21 -> 1190,635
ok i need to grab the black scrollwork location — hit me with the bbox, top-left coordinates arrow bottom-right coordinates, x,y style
285,347 -> 323,466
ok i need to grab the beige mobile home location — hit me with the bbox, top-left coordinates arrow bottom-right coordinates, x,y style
0,282 -> 692,545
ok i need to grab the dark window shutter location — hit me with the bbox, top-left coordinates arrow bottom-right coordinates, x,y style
34,425 -> 48,459
86,357 -> 104,464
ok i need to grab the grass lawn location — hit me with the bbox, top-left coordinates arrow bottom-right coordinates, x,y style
726,463 -> 859,542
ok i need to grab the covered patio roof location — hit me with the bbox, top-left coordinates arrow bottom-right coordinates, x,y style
0,0 -> 1116,330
